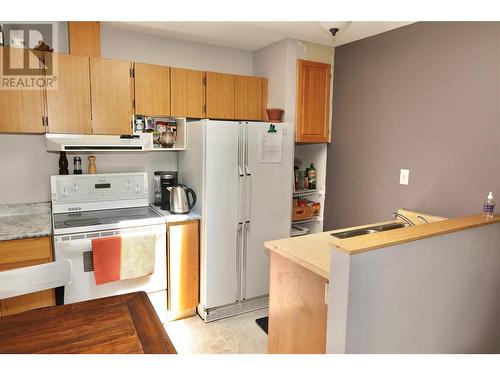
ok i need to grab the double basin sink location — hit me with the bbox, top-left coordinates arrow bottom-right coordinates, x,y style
331,222 -> 408,239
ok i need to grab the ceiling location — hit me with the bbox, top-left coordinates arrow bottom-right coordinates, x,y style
102,21 -> 414,51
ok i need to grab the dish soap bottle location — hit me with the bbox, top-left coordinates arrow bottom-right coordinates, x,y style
483,192 -> 495,218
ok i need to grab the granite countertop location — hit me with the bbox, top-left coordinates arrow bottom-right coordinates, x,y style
150,205 -> 201,223
0,202 -> 52,241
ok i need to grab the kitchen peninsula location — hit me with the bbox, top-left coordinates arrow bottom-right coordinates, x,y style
265,210 -> 500,354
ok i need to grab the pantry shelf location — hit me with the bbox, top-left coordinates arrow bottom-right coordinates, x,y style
292,189 -> 323,198
291,217 -> 322,225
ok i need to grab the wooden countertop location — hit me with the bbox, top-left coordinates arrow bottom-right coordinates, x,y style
0,292 -> 177,354
265,213 -> 500,280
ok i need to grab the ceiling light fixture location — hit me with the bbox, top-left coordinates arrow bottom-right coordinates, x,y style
318,21 -> 351,37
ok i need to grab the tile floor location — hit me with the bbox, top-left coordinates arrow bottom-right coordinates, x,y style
163,308 -> 269,354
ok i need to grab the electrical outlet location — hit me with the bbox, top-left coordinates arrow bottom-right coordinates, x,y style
400,169 -> 410,185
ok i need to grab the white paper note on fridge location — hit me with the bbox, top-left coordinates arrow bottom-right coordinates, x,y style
259,129 -> 283,163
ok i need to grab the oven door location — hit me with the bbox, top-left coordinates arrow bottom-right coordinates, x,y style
53,224 -> 167,305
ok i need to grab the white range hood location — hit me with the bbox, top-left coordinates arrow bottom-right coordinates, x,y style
45,133 -> 154,152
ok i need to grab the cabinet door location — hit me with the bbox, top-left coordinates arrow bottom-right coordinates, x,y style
234,75 -> 263,121
295,59 -> 331,143
68,21 -> 101,58
206,71 -> 235,120
170,67 -> 205,118
0,237 -> 55,316
45,52 -> 92,134
134,62 -> 170,117
167,220 -> 199,312
90,57 -> 133,135
0,47 -> 45,133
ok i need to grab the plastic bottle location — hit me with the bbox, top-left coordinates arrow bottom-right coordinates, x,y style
483,192 -> 496,218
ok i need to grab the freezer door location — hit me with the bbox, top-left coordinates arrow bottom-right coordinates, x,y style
243,122 -> 294,299
204,121 -> 243,308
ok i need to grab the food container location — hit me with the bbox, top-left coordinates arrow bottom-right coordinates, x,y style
292,205 -> 313,221
266,108 -> 284,122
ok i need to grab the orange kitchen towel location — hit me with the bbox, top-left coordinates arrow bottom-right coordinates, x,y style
92,236 -> 122,285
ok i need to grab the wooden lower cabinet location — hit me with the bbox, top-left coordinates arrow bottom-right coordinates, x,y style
167,220 -> 200,314
0,236 -> 55,316
268,251 -> 328,354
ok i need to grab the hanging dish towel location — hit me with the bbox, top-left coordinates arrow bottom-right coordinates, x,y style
91,236 -> 122,285
91,234 -> 156,285
120,234 -> 156,280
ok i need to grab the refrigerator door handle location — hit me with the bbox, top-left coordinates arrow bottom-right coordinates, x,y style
238,123 -> 244,177
241,220 -> 250,300
235,222 -> 243,301
245,174 -> 251,222
244,122 -> 251,176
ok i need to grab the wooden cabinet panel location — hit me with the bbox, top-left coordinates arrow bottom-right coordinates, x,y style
268,252 -> 327,354
45,53 -> 92,134
0,47 -> 45,133
295,59 -> 331,143
90,57 -> 133,135
206,71 -> 235,120
170,67 -> 205,118
68,21 -> 101,58
0,237 -> 55,316
167,220 -> 199,312
134,62 -> 170,117
235,75 -> 263,121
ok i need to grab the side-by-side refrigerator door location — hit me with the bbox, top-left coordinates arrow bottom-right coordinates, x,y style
243,122 -> 294,300
204,121 -> 243,309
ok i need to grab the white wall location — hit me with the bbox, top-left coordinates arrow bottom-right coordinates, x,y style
100,24 -> 253,75
327,223 -> 500,353
0,135 -> 177,204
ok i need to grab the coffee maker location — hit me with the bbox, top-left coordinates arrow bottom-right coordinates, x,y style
160,172 -> 178,211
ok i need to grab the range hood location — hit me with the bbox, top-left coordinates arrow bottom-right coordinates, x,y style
46,133 -> 153,152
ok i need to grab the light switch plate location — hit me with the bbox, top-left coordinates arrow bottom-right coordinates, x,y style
400,169 -> 410,185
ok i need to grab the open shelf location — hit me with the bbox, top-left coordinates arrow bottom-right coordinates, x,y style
293,189 -> 323,198
291,217 -> 322,225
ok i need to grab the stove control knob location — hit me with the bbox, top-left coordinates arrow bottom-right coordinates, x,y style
125,180 -> 132,190
135,184 -> 141,193
62,188 -> 69,197
72,183 -> 79,192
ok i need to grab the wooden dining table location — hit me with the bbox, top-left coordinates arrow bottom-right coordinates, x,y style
0,291 -> 177,354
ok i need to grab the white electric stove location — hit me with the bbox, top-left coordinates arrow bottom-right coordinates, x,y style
51,172 -> 167,322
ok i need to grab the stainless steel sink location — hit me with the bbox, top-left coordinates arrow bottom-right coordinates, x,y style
331,222 -> 408,239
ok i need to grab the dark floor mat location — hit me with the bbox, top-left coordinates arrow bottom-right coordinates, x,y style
255,316 -> 268,335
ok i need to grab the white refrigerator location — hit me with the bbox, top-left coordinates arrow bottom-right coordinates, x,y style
179,120 -> 294,322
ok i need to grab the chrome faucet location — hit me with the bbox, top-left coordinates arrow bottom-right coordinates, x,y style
416,215 -> 429,224
392,212 -> 415,227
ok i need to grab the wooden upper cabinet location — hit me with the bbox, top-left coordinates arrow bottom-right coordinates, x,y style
45,53 -> 92,134
90,57 -> 133,135
134,62 -> 170,117
235,75 -> 263,121
0,47 -> 45,133
68,22 -> 101,58
206,72 -> 235,120
295,59 -> 331,143
170,67 -> 206,118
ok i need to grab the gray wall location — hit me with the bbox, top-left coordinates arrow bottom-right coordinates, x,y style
328,223 -> 500,353
325,22 -> 500,229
